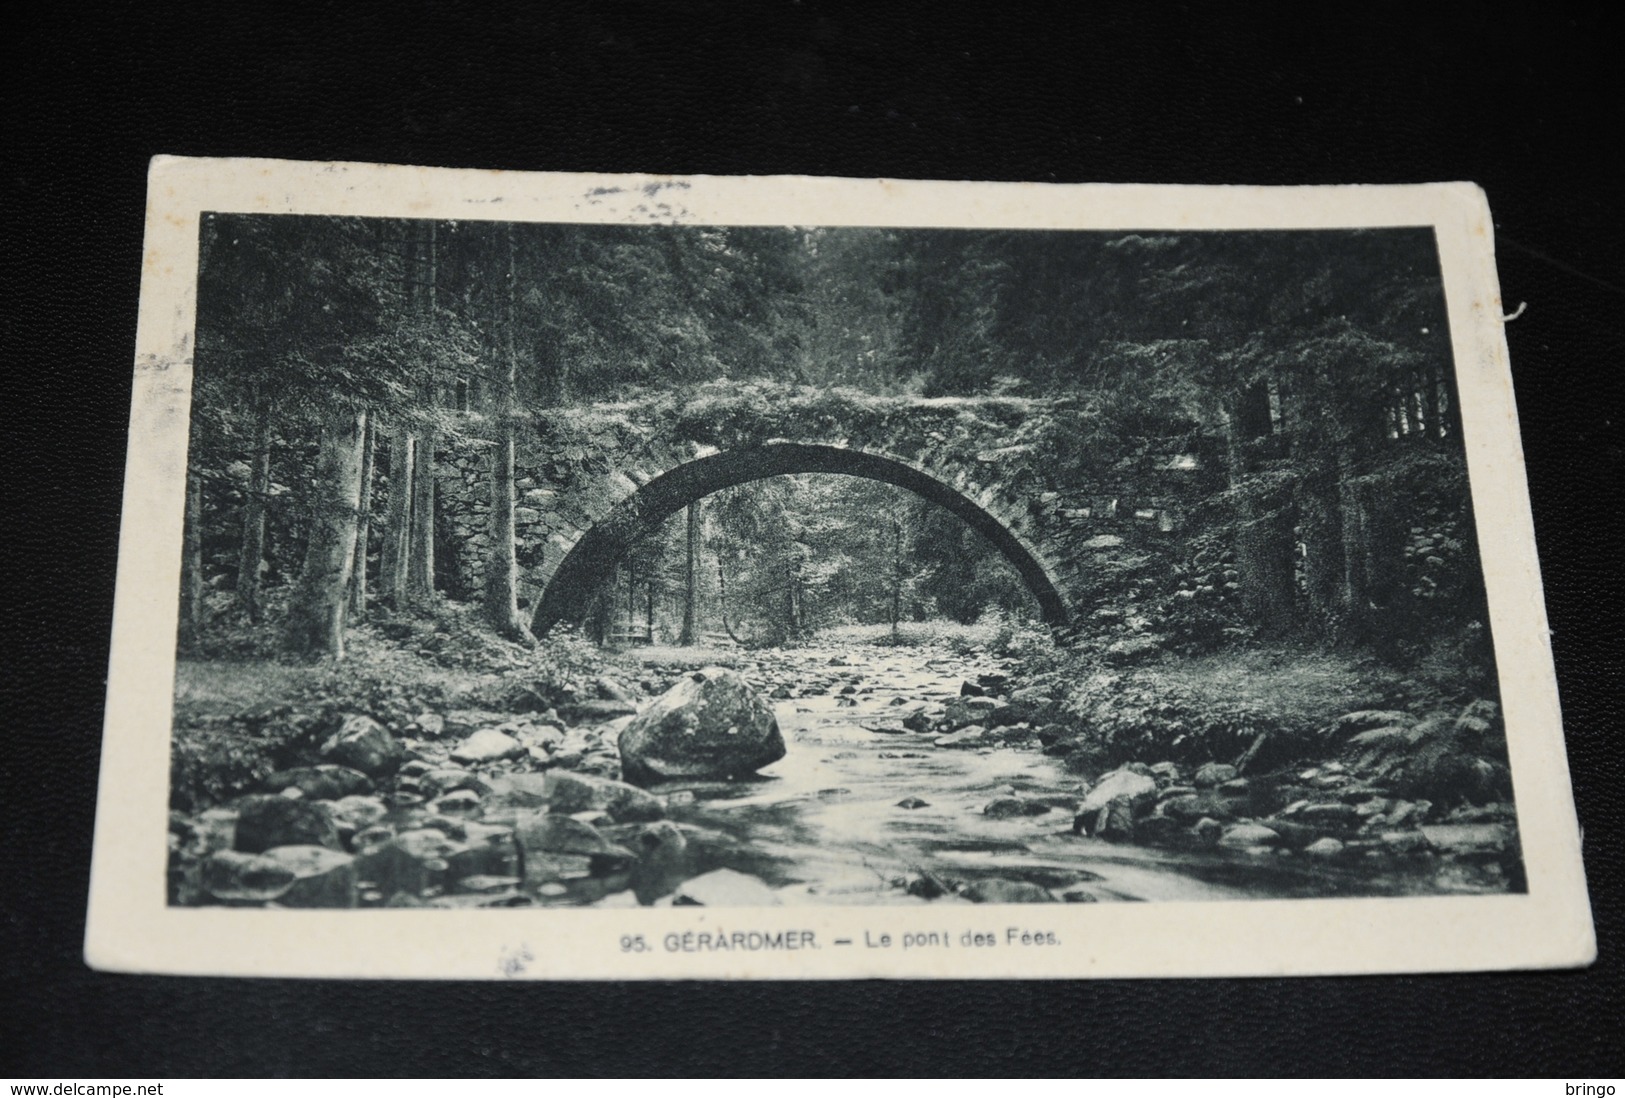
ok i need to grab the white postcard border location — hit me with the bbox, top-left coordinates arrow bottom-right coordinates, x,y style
84,157 -> 1594,979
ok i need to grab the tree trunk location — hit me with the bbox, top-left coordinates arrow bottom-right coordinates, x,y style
179,466 -> 206,651
236,386 -> 273,622
890,514 -> 903,635
626,560 -> 636,635
1287,384 -> 1347,639
406,222 -> 439,607
482,224 -> 533,644
1297,461 -> 1345,634
283,408 -> 367,659
678,503 -> 699,645
717,558 -> 742,643
349,412 -> 375,620
407,424 -> 437,604
1225,382 -> 1297,635
784,562 -> 801,640
379,426 -> 413,610
585,589 -> 609,645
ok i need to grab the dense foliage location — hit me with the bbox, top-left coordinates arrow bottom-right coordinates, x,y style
185,215 -> 1488,672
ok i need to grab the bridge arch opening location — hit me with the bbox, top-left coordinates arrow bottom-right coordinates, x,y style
530,442 -> 1072,634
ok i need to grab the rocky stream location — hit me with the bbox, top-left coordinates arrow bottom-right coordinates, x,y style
170,642 -> 1523,909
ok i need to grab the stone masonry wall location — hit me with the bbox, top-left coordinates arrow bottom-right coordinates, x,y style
435,387 -> 1222,625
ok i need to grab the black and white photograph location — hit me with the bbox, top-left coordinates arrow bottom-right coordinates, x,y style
82,162 -> 1590,980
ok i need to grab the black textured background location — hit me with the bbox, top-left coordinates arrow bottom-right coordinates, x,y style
5,1 -> 1621,1078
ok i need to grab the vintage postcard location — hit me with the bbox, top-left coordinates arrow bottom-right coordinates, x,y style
84,157 -> 1593,979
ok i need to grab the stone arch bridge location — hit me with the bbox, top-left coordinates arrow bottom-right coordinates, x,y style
433,384 -> 1218,634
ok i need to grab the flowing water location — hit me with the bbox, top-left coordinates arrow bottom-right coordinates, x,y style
628,643 -> 1477,905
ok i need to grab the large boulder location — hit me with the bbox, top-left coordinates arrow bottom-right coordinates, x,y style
1072,769 -> 1158,834
233,795 -> 341,853
617,668 -> 785,785
1092,796 -> 1138,842
319,714 -> 406,778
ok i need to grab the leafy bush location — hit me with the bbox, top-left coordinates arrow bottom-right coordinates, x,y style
169,710 -> 325,811
170,722 -> 279,810
1058,671 -> 1301,768
1341,698 -> 1510,806
474,623 -> 616,711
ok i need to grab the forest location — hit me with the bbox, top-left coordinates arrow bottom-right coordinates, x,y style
166,214 -> 1520,910
184,216 -> 1482,658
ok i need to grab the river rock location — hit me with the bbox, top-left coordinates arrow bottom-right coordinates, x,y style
515,813 -> 633,881
190,807 -> 240,854
934,725 -> 990,748
984,797 -> 1051,819
319,714 -> 406,778
896,796 -> 930,809
417,768 -> 490,798
202,849 -> 297,903
1193,762 -> 1239,788
943,695 -> 999,729
410,712 -> 447,737
1074,769 -> 1158,825
1381,830 -> 1435,855
628,821 -> 691,905
1135,813 -> 1185,845
539,771 -> 665,823
484,772 -> 554,809
672,868 -> 782,907
261,845 -> 358,908
1293,802 -> 1363,830
963,878 -> 1056,903
902,705 -> 945,732
1190,817 -> 1225,847
326,795 -> 388,834
454,820 -> 523,879
356,827 -> 464,898
264,765 -> 373,800
351,824 -> 395,853
596,675 -> 639,703
1218,822 -> 1283,849
617,667 -> 785,785
432,789 -> 483,816
450,729 -> 526,765
443,709 -> 509,737
1258,817 -> 1321,850
1305,837 -> 1346,858
233,795 -> 340,853
1093,796 -> 1137,842
1419,822 -> 1512,854
1382,800 -> 1427,829
561,698 -> 641,725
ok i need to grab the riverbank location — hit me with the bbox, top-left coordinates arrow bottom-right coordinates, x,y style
166,602 -> 1521,907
